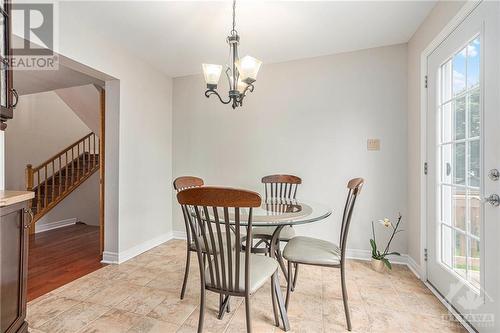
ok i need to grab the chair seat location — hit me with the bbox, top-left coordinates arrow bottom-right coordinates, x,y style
189,233 -> 234,254
205,253 -> 278,294
283,236 -> 341,266
252,225 -> 296,241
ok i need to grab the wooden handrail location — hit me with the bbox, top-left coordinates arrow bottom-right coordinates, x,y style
32,132 -> 94,173
25,132 -> 100,228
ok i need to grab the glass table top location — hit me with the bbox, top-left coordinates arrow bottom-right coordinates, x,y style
195,199 -> 333,226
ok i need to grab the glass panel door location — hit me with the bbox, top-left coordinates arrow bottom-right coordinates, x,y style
438,36 -> 481,290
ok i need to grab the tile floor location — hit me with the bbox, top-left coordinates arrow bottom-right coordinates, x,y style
27,239 -> 466,333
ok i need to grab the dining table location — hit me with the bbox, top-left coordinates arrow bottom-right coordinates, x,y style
200,198 -> 333,331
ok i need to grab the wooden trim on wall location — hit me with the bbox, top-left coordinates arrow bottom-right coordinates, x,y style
99,89 -> 105,257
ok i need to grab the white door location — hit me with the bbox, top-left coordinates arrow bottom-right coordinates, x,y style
426,1 -> 500,331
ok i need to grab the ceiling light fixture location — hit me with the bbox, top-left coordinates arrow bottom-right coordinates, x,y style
202,0 -> 262,109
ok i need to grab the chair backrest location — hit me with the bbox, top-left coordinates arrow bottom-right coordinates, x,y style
177,186 -> 261,294
173,176 -> 204,245
339,178 -> 364,261
173,176 -> 204,192
261,174 -> 302,200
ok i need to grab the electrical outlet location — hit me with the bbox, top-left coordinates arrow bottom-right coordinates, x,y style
367,139 -> 380,151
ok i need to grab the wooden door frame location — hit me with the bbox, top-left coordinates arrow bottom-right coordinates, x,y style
99,88 -> 105,256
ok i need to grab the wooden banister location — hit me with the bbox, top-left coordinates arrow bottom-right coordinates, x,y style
32,133 -> 94,173
25,132 -> 100,227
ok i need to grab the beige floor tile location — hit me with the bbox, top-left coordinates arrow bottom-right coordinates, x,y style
84,281 -> 142,307
119,267 -> 164,286
27,295 -> 80,328
225,298 -> 277,333
115,287 -> 170,315
38,302 -> 110,333
182,292 -> 240,333
77,309 -> 142,333
147,294 -> 198,326
55,276 -> 110,301
127,317 -> 179,333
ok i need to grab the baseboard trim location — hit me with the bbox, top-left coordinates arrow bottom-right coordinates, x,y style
101,232 -> 173,264
35,218 -> 77,233
101,251 -> 119,264
172,230 -> 187,240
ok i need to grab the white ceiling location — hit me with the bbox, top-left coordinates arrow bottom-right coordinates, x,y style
61,1 -> 436,78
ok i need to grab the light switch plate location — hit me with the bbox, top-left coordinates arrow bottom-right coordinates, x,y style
367,139 -> 380,151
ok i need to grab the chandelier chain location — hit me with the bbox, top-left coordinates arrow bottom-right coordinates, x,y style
231,0 -> 236,35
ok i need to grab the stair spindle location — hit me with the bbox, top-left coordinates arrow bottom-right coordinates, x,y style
44,165 -> 48,208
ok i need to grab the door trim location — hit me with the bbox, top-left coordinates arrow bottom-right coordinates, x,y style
419,0 -> 481,281
99,88 -> 105,257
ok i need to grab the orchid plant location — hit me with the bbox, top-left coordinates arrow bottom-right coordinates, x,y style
370,214 -> 403,269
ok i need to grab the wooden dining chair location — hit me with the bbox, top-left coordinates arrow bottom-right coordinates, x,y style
173,176 -> 204,299
177,187 -> 281,333
253,174 -> 301,283
283,178 -> 364,331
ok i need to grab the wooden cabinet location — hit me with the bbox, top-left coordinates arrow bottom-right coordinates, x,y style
1,200 -> 30,333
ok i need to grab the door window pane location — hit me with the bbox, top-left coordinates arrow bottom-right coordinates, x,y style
454,142 -> 466,185
441,186 -> 465,231
469,189 -> 480,237
441,60 -> 452,103
468,140 -> 480,187
441,144 -> 452,183
469,237 -> 480,289
454,96 -> 466,140
453,49 -> 466,96
467,37 -> 480,89
454,230 -> 467,278
441,102 -> 452,143
442,224 -> 452,268
469,90 -> 480,138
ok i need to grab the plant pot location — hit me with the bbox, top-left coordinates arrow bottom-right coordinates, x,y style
371,258 -> 387,273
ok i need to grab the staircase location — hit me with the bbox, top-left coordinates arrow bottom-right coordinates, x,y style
26,132 -> 100,227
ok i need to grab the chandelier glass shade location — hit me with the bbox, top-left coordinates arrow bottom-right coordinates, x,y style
202,0 -> 262,109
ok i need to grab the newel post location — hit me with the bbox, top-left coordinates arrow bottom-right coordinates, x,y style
25,164 -> 33,191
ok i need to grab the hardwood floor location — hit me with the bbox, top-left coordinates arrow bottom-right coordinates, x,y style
28,223 -> 104,301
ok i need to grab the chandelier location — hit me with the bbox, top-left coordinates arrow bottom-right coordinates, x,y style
202,0 -> 262,109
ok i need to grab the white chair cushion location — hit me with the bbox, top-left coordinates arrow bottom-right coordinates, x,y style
205,253 -> 278,293
189,233 -> 234,254
283,236 -> 341,266
252,226 -> 296,241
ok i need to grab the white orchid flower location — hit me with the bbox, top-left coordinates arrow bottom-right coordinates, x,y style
378,218 -> 392,228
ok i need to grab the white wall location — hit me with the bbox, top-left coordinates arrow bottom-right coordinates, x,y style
5,91 -> 99,230
5,91 -> 91,190
36,172 -> 100,231
56,84 -> 101,135
173,44 -> 408,254
407,1 -> 465,269
51,3 -> 173,260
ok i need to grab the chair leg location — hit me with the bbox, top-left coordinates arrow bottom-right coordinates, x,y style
275,246 -> 289,281
340,264 -> 352,331
271,275 -> 279,327
245,294 -> 252,333
291,263 -> 299,291
198,286 -> 206,333
180,249 -> 191,299
286,260 -> 292,309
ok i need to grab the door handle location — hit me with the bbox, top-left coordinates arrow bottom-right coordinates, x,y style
483,194 -> 500,207
23,208 -> 34,229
